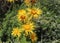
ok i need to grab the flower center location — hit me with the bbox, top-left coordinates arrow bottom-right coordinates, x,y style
24,25 -> 31,30
20,15 -> 26,20
31,9 -> 37,15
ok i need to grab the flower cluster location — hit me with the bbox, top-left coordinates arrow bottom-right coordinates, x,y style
11,0 -> 43,42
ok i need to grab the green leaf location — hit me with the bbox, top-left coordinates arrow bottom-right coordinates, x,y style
20,36 -> 31,43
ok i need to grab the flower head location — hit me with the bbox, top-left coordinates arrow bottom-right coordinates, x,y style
22,22 -> 35,36
27,7 -> 43,19
6,0 -> 15,3
24,0 -> 37,6
30,32 -> 37,42
11,28 -> 21,37
17,9 -> 27,21
18,9 -> 26,15
24,0 -> 31,6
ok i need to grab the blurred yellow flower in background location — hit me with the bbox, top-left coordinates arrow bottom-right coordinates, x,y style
11,28 -> 21,37
17,9 -> 27,21
24,0 -> 31,6
30,32 -> 37,43
24,0 -> 37,6
6,0 -> 15,2
27,7 -> 43,19
22,22 -> 35,36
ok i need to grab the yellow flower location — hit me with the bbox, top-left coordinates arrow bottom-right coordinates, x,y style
22,22 -> 35,36
18,9 -> 26,15
6,0 -> 15,2
11,28 -> 21,37
27,8 -> 43,18
24,0 -> 31,6
17,9 -> 27,21
30,32 -> 37,42
24,0 -> 37,6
